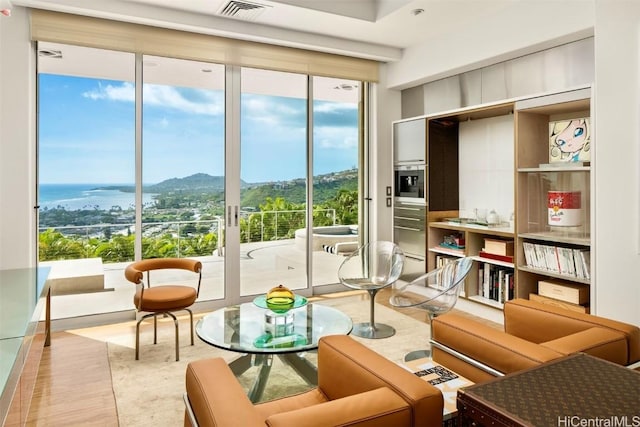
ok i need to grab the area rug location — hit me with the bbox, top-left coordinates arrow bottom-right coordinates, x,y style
95,297 -> 429,426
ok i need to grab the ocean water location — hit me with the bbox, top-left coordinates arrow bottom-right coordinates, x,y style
39,183 -> 157,211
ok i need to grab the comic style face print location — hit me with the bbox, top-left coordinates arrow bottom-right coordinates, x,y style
549,118 -> 590,162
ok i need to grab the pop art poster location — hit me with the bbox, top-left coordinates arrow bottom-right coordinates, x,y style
549,117 -> 591,163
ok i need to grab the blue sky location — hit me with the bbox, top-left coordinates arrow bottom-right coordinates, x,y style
38,74 -> 358,184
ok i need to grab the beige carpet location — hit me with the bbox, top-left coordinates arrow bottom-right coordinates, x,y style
74,297 -> 429,427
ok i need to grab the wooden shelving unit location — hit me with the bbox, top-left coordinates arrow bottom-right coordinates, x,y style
514,88 -> 592,311
418,87 -> 593,311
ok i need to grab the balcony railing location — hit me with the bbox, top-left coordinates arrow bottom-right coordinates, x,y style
38,208 -> 337,262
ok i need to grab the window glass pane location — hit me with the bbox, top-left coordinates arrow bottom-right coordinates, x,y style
141,56 -> 225,301
240,68 -> 307,295
311,76 -> 361,287
37,42 -> 135,318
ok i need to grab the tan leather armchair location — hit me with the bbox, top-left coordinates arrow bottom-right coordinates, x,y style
184,334 -> 444,427
431,298 -> 640,383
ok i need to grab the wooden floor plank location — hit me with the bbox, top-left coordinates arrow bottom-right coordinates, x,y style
27,331 -> 118,426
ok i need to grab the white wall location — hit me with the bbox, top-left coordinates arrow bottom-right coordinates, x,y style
370,64 -> 401,243
0,6 -> 37,270
592,0 -> 640,325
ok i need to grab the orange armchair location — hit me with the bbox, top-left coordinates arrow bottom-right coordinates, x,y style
124,257 -> 202,361
431,298 -> 640,383
184,335 -> 444,427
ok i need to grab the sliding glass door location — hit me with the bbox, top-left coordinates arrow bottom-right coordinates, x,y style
311,76 -> 361,290
37,42 -> 367,320
238,68 -> 308,296
141,56 -> 226,301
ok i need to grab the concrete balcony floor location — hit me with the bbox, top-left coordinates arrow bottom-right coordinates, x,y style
46,239 -> 348,325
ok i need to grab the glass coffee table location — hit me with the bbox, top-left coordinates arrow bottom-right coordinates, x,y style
196,301 -> 352,402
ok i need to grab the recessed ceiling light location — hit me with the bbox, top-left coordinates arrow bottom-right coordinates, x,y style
334,83 -> 358,91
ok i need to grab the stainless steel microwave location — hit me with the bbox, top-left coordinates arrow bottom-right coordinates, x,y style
394,164 -> 426,204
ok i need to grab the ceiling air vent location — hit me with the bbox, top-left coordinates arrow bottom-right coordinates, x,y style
38,49 -> 62,59
218,0 -> 270,21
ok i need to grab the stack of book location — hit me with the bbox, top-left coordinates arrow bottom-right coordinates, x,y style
522,242 -> 590,280
477,238 -> 515,304
478,238 -> 514,263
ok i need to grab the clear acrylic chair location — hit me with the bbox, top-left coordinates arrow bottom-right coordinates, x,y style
389,257 -> 473,361
338,241 -> 405,339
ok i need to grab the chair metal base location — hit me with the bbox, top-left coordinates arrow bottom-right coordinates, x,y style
351,322 -> 395,339
404,349 -> 430,362
135,308 -> 194,361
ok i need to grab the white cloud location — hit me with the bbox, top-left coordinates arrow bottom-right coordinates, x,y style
83,82 -> 135,102
82,82 -> 224,116
314,102 -> 357,113
315,126 -> 358,149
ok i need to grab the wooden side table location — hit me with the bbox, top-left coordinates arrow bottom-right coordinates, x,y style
404,357 -> 474,426
457,353 -> 640,427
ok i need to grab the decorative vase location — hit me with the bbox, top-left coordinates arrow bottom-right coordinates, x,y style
265,284 -> 295,313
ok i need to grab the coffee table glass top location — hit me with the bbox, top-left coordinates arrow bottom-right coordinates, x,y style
196,302 -> 353,354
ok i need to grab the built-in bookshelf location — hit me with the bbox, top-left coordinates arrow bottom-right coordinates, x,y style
419,87 -> 593,311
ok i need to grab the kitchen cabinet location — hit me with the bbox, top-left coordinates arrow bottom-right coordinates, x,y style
393,117 -> 426,165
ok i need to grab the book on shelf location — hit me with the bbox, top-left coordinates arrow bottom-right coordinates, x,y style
522,242 -> 590,280
435,254 -> 458,268
478,251 -> 514,264
477,261 -> 514,304
483,238 -> 514,256
573,248 -> 590,280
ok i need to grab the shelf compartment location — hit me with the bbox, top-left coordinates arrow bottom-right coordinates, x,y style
517,169 -> 590,238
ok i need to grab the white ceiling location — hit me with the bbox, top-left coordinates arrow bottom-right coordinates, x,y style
14,0 -> 529,62
19,0 -> 595,91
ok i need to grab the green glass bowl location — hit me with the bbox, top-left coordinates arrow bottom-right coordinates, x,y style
253,333 -> 308,349
253,294 -> 308,314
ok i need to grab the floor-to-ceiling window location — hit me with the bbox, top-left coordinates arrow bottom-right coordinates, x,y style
37,41 -> 367,321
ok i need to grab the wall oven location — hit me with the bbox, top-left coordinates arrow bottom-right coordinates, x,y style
394,164 -> 426,204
